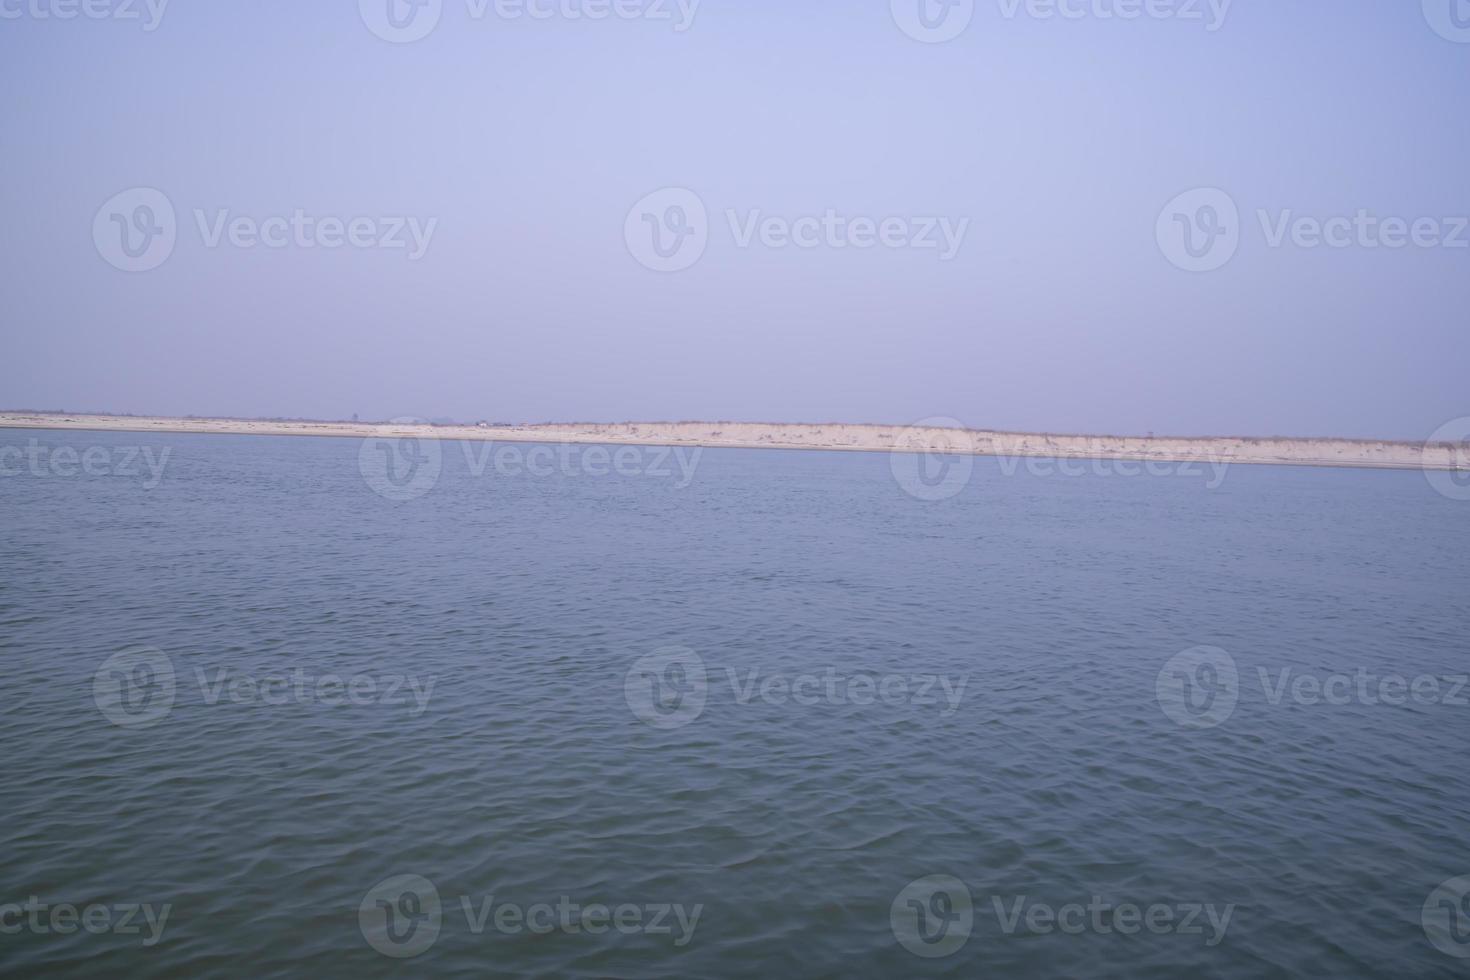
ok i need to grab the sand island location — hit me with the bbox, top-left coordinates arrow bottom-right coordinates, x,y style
2,412 -> 1465,471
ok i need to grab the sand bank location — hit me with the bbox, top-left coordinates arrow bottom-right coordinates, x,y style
1,413 -> 1464,471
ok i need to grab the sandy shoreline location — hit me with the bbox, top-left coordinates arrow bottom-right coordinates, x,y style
3,413 -> 1465,472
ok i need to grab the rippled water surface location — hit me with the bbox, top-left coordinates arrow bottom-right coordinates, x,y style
2,428 -> 1468,978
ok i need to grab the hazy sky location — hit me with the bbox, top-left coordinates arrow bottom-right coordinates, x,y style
2,0 -> 1466,439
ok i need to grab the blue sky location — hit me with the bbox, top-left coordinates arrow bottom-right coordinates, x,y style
2,0 -> 1466,438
